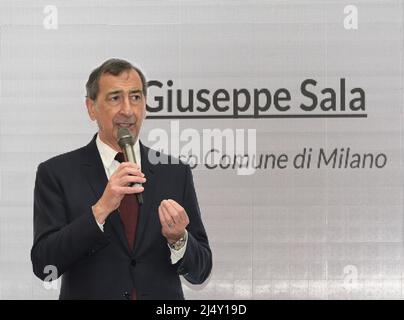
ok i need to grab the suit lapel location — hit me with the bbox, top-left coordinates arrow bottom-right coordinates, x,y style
81,134 -> 131,254
133,142 -> 158,253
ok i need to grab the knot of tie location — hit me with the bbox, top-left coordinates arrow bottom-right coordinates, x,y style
114,152 -> 125,163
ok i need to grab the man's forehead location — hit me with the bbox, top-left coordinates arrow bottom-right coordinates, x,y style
99,69 -> 142,90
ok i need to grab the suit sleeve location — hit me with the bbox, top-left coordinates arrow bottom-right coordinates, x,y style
176,165 -> 212,284
31,161 -> 107,281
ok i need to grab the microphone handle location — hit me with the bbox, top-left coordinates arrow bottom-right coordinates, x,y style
122,144 -> 144,205
136,191 -> 144,205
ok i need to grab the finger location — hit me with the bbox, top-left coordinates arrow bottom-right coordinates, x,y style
121,175 -> 146,186
114,162 -> 141,176
164,200 -> 185,224
168,200 -> 189,225
167,199 -> 187,223
118,162 -> 140,171
160,202 -> 176,228
158,206 -> 166,226
167,199 -> 183,211
113,171 -> 145,185
119,185 -> 144,194
162,200 -> 181,225
115,166 -> 144,179
160,203 -> 174,226
159,205 -> 174,231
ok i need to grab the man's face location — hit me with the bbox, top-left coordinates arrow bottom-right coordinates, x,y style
86,69 -> 146,151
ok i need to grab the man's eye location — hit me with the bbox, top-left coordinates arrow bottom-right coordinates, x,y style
109,95 -> 120,102
130,94 -> 141,101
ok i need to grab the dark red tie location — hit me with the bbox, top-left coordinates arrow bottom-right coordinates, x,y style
114,152 -> 139,300
114,152 -> 139,250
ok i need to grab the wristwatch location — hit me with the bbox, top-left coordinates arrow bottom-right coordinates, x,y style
169,232 -> 187,250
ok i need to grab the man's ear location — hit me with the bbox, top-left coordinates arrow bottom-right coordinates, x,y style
86,97 -> 96,121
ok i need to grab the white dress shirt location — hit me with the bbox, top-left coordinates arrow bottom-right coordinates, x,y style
94,134 -> 187,264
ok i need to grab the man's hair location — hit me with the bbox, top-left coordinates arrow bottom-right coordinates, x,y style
86,58 -> 147,101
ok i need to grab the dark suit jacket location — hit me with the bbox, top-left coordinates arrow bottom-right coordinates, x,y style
31,134 -> 212,300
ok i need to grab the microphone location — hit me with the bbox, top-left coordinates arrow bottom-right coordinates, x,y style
117,127 -> 143,204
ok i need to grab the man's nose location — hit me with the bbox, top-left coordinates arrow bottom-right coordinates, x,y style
119,96 -> 133,116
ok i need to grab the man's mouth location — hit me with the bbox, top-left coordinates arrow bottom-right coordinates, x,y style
116,123 -> 135,129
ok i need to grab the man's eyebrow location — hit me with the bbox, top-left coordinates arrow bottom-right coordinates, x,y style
106,90 -> 123,97
106,89 -> 143,96
129,89 -> 143,94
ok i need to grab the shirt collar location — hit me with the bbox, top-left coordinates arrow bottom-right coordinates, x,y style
96,133 -> 141,169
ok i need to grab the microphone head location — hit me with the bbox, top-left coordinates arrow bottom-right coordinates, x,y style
117,127 -> 135,149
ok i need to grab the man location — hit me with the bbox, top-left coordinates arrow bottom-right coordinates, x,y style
31,58 -> 212,300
